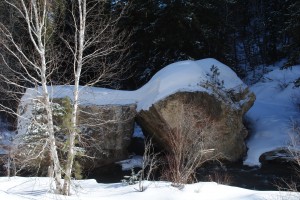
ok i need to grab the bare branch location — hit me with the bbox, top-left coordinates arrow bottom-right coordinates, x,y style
161,105 -> 220,187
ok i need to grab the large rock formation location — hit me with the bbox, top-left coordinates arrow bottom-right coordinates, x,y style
78,104 -> 136,168
137,87 -> 255,162
14,95 -> 136,173
12,58 -> 255,175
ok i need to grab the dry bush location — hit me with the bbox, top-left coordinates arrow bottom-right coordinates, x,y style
161,105 -> 219,188
207,171 -> 232,185
120,138 -> 160,192
137,138 -> 160,192
270,91 -> 300,195
282,117 -> 300,193
288,117 -> 300,169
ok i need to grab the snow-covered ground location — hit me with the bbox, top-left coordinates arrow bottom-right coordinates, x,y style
244,65 -> 300,166
0,176 -> 299,200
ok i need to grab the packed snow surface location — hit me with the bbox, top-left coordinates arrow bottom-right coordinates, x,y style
21,58 -> 245,111
244,65 -> 300,166
0,177 -> 298,200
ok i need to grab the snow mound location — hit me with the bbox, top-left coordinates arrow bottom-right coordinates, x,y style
244,65 -> 300,166
136,58 -> 244,110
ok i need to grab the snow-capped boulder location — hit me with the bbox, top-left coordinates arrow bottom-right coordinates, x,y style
15,88 -> 136,173
137,60 -> 255,162
14,58 -> 255,173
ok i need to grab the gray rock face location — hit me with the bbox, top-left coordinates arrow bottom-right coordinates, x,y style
14,97 -> 136,173
259,148 -> 296,164
78,104 -> 136,168
137,87 -> 255,162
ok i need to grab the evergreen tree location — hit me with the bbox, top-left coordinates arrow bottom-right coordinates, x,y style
116,0 -> 161,88
284,1 -> 300,66
119,0 -> 239,88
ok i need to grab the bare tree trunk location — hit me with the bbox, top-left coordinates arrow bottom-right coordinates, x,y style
62,0 -> 127,195
62,0 -> 86,195
0,0 -> 63,194
24,0 -> 63,192
1,0 -> 128,196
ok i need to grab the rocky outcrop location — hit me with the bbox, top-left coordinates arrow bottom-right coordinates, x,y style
14,97 -> 136,173
137,87 -> 255,162
259,148 -> 296,165
78,104 -> 136,168
13,59 -> 255,174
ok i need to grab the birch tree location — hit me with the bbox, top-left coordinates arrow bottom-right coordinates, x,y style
0,0 -> 63,194
59,0 -> 127,195
1,0 -> 127,196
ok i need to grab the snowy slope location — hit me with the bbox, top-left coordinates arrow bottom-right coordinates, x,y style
244,65 -> 300,166
0,177 -> 298,200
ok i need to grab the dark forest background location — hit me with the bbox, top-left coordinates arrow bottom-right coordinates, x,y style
118,0 -> 300,89
1,0 -> 299,90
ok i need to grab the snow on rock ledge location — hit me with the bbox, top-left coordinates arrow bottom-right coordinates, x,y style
19,58 -> 247,113
136,58 -> 247,111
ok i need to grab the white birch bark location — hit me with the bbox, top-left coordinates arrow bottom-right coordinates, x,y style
1,0 -> 127,196
62,0 -> 86,195
1,0 -> 63,194
21,0 -> 63,193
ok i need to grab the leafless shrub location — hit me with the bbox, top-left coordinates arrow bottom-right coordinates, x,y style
276,75 -> 290,91
279,118 -> 300,194
288,118 -> 300,169
161,105 -> 220,188
276,178 -> 299,193
136,138 -> 160,192
121,138 -> 160,192
207,171 -> 232,185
